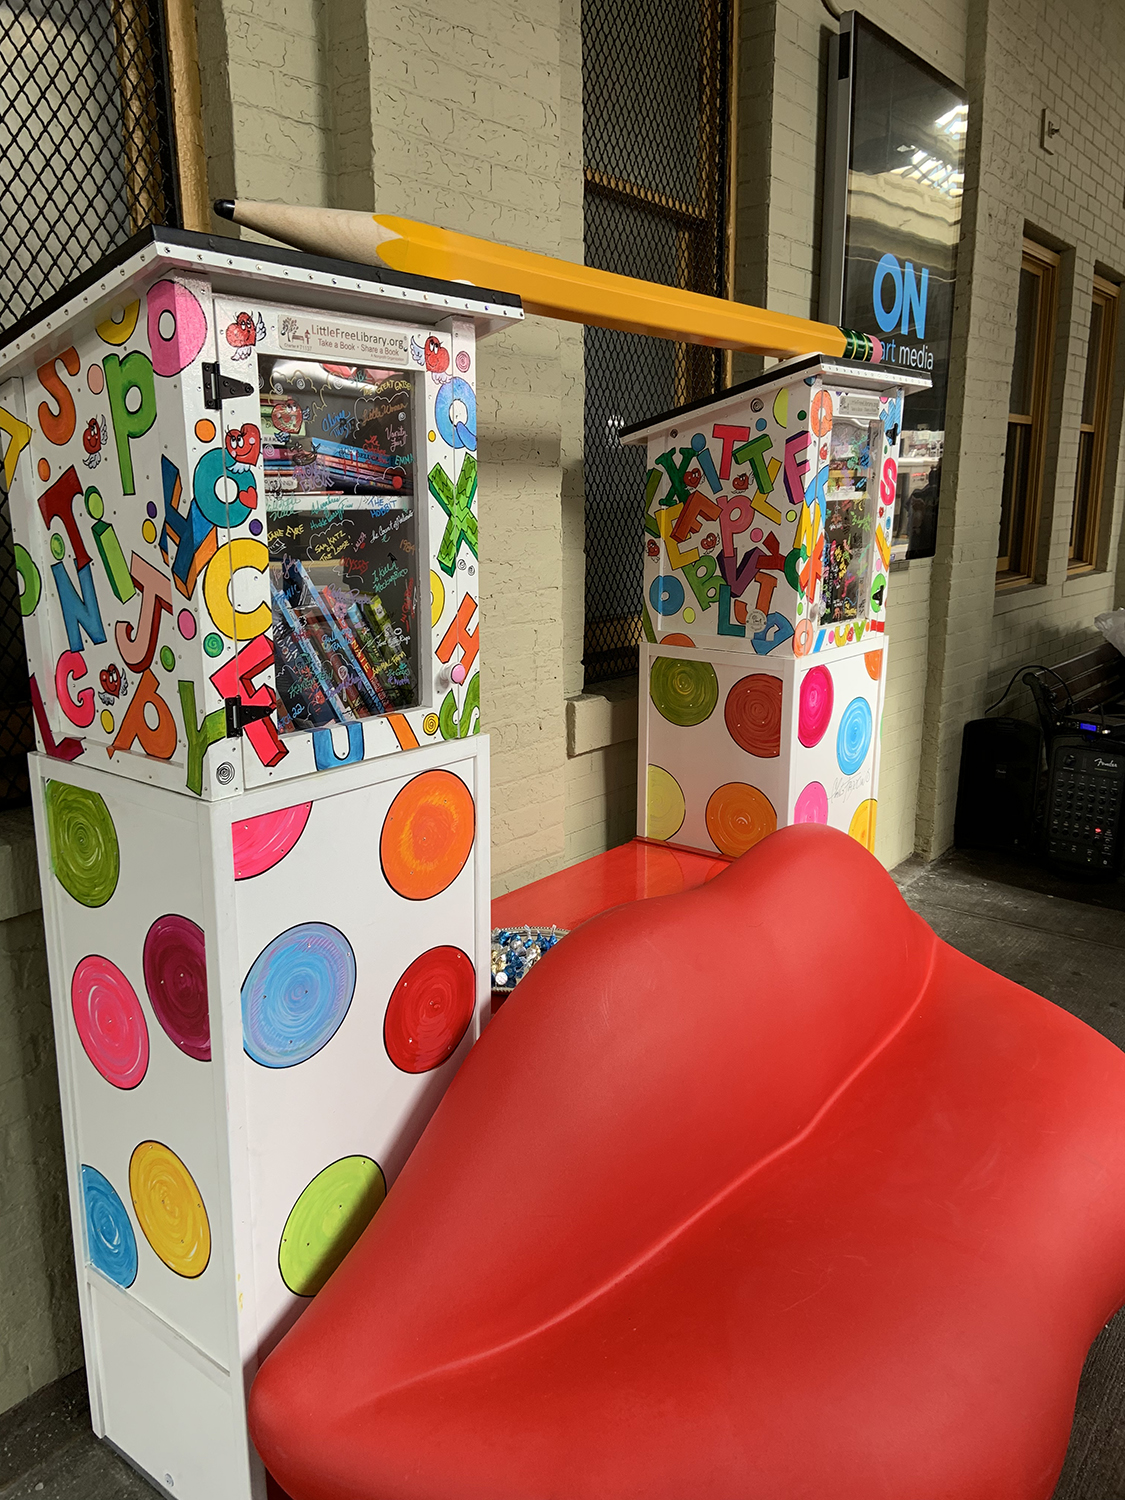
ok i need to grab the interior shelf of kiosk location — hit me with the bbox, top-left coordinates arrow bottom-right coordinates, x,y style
260,354 -> 421,733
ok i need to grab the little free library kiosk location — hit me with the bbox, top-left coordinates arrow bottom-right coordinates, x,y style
624,355 -> 930,861
0,226 -> 520,1500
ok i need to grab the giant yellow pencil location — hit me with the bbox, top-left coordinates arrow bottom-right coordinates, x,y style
214,199 -> 882,362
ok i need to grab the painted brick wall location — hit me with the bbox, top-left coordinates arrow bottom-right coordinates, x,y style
917,0 -> 1125,854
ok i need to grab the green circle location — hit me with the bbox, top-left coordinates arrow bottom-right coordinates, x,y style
279,1156 -> 386,1297
203,633 -> 223,658
159,645 -> 176,673
50,534 -> 65,560
649,656 -> 718,727
797,410 -> 808,421
44,781 -> 119,908
14,544 -> 41,616
84,487 -> 104,520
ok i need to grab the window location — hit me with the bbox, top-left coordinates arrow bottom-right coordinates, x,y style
998,240 -> 1058,583
1070,275 -> 1120,571
581,0 -> 732,685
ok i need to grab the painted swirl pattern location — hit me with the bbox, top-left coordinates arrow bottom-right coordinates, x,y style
724,673 -> 783,758
380,770 -> 475,902
705,782 -> 777,858
143,914 -> 210,1062
384,945 -> 476,1074
71,954 -> 149,1089
129,1140 -> 211,1279
649,656 -> 719,727
242,922 -> 356,1068
798,666 -> 834,748
232,801 -> 312,880
836,696 -> 873,776
279,1155 -> 387,1297
82,1165 -> 138,1287
44,780 -> 119,908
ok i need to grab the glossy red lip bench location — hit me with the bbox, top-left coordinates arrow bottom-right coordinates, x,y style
250,825 -> 1125,1500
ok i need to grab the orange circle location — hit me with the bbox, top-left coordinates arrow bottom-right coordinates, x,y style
380,770 -> 475,900
705,782 -> 776,858
810,388 -> 833,437
794,619 -> 814,657
37,457 -> 50,481
659,633 -> 696,647
864,649 -> 884,680
195,418 -> 216,443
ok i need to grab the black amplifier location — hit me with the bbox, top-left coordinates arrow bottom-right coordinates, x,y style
1045,736 -> 1125,874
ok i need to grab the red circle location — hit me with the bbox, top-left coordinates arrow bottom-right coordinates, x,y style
724,674 -> 782,757
384,946 -> 475,1073
71,955 -> 149,1089
798,666 -> 834,748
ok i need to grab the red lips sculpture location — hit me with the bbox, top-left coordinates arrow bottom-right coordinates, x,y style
250,825 -> 1125,1500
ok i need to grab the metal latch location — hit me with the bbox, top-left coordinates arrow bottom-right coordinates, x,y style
202,363 -> 255,410
225,697 -> 276,738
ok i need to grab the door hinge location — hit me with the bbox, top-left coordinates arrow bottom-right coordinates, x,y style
202,363 -> 255,410
225,697 -> 276,738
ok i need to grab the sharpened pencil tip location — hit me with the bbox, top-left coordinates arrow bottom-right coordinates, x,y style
213,199 -> 236,221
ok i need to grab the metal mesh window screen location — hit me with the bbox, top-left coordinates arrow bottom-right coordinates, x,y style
582,0 -> 731,686
0,0 -> 180,807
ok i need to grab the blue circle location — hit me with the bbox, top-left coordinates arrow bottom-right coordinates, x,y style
192,447 -> 257,528
434,378 -> 477,450
242,922 -> 356,1068
756,417 -> 767,431
649,574 -> 685,616
836,696 -> 873,776
82,1165 -> 137,1287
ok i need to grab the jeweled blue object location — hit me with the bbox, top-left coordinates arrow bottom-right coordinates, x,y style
490,926 -> 568,991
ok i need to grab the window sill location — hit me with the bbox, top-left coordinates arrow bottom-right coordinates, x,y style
993,580 -> 1050,614
566,680 -> 639,757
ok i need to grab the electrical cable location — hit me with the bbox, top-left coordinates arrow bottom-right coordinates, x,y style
985,663 -> 1072,715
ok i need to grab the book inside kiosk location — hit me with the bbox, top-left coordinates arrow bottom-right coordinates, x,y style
0,227 -> 520,1500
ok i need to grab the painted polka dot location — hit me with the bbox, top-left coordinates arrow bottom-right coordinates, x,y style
37,458 -> 50,482
141,519 -> 157,544
100,709 -> 114,734
50,534 -> 65,560
204,633 -> 223,657
87,365 -> 104,395
177,609 -> 196,640
249,518 -> 263,536
159,645 -> 176,673
146,501 -> 157,519
195,418 -> 216,442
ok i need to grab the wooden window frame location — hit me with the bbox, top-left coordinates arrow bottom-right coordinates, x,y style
997,239 -> 1059,586
1068,275 -> 1120,573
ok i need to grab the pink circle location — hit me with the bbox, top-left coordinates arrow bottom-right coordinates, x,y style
232,802 -> 312,880
146,280 -> 208,378
87,364 -> 104,395
71,955 -> 149,1089
794,781 -> 829,825
798,666 -> 834,748
177,609 -> 197,640
749,527 -> 763,542
451,663 -> 467,685
455,350 -> 471,372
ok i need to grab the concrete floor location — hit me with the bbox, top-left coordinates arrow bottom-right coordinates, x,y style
1,846 -> 1124,1499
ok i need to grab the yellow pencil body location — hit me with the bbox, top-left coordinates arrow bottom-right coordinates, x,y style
215,200 -> 880,361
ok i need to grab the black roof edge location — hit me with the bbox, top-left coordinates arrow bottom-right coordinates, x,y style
0,224 -> 523,356
619,353 -> 913,439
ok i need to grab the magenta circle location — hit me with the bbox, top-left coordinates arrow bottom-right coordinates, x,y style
146,280 -> 208,378
798,666 -> 834,747
143,915 -> 210,1061
71,955 -> 149,1088
455,350 -> 471,372
794,781 -> 829,825
177,609 -> 197,640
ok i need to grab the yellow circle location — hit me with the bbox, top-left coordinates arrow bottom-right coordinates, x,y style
96,300 -> 140,345
423,712 -> 439,735
141,519 -> 157,545
203,539 -> 272,640
428,430 -> 437,442
100,709 -> 114,734
772,387 -> 789,429
683,606 -> 696,624
848,798 -> 877,853
646,765 -> 685,841
129,1141 -> 211,1279
430,570 -> 445,628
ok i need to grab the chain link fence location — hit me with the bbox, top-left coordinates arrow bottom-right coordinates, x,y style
582,0 -> 731,686
0,0 -> 180,806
